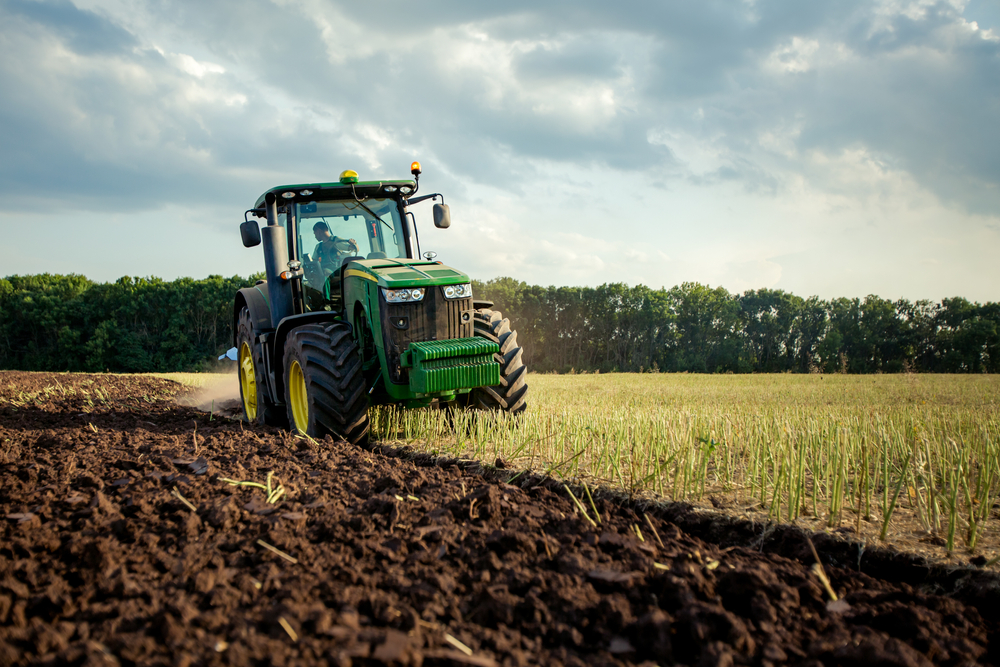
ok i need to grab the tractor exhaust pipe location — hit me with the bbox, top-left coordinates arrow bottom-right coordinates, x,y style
261,192 -> 294,328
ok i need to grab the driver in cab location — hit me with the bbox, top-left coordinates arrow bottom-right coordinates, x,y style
312,221 -> 359,272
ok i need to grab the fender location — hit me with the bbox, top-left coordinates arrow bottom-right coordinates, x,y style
233,283 -> 273,346
271,312 -> 352,405
234,283 -> 280,403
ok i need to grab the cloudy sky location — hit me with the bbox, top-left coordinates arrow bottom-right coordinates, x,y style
1,0 -> 998,302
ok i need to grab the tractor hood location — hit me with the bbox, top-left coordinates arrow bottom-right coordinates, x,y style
343,258 -> 470,289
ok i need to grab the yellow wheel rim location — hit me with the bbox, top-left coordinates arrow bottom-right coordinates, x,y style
238,341 -> 257,421
288,359 -> 309,434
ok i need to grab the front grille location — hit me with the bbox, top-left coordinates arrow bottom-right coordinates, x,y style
381,288 -> 473,384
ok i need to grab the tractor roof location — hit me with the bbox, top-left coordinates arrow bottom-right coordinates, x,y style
254,180 -> 416,208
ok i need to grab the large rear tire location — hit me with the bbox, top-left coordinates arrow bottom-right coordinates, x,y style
283,322 -> 370,446
462,308 -> 528,414
237,307 -> 286,427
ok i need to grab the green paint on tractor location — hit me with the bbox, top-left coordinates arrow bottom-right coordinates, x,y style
402,339 -> 501,395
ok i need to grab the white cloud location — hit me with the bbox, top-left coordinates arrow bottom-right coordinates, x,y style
647,128 -> 728,176
765,37 -> 820,73
165,51 -> 225,78
757,122 -> 802,158
425,27 -> 637,133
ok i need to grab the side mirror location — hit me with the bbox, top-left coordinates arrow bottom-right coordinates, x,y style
240,221 -> 261,247
433,203 -> 451,229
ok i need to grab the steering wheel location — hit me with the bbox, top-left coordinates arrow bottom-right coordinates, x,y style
331,238 -> 358,255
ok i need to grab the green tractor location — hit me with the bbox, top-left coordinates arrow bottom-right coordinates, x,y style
231,163 -> 527,445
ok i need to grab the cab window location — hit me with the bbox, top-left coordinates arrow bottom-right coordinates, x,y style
294,199 -> 405,311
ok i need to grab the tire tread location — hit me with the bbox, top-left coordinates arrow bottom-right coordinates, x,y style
283,322 -> 369,446
462,308 -> 528,414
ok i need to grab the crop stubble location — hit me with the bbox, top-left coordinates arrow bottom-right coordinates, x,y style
0,371 -> 996,666
372,374 -> 1000,562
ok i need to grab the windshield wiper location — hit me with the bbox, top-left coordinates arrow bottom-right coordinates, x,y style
350,184 -> 393,232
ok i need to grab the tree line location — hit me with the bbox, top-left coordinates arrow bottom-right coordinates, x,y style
1,273 -> 996,374
473,278 -> 1000,374
0,274 -> 258,373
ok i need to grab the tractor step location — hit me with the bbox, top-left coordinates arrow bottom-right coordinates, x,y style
402,338 -> 500,394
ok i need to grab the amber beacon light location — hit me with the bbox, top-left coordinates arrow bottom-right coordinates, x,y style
410,161 -> 422,176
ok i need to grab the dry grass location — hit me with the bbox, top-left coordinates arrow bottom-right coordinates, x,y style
371,373 -> 1000,563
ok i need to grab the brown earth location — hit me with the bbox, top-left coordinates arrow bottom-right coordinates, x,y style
0,370 -> 997,666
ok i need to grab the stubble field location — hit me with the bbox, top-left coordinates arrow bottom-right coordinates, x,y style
373,373 -> 1000,565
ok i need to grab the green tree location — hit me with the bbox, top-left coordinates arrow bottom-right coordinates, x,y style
665,282 -> 741,373
738,288 -> 804,372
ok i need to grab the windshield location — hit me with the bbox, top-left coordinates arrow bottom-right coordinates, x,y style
295,198 -> 406,263
293,198 -> 406,311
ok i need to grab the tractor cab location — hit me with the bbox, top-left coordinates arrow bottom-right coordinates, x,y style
243,169 -> 421,315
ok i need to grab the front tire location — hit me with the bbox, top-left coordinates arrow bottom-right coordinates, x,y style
283,322 -> 370,446
462,308 -> 528,414
237,307 -> 286,427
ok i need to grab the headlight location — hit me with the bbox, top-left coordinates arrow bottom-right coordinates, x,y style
382,287 -> 425,303
443,283 -> 472,299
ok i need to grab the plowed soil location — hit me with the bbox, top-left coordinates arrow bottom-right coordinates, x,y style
1,371 -> 997,666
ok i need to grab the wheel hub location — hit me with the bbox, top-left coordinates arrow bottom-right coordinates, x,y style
288,360 -> 309,433
239,342 -> 257,421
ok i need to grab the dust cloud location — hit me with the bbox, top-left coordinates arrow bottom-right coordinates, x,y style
174,372 -> 243,416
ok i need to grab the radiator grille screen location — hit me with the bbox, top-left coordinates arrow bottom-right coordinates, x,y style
381,288 -> 473,384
